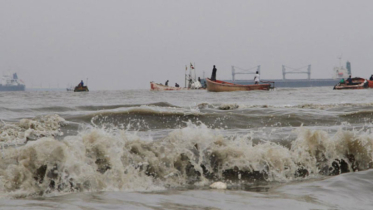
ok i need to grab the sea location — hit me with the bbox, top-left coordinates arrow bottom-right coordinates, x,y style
0,87 -> 373,210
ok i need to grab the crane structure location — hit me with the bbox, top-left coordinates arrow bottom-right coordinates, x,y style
282,65 -> 311,80
231,65 -> 260,82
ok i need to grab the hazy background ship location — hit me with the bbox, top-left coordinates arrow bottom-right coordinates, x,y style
215,60 -> 352,88
0,73 -> 25,91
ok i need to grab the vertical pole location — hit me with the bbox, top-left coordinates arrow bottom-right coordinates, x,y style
194,63 -> 196,81
308,65 -> 311,80
187,62 -> 192,88
232,66 -> 235,81
185,65 -> 187,88
257,65 -> 261,75
282,65 -> 286,80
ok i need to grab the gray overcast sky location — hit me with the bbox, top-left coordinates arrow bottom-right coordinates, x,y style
1,0 -> 372,90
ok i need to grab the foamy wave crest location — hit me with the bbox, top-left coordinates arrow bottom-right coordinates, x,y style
291,102 -> 373,110
0,115 -> 66,143
218,104 -> 239,110
0,123 -> 372,197
74,105 -> 206,130
234,102 -> 373,110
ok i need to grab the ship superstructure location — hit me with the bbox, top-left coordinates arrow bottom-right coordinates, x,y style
0,73 -> 26,91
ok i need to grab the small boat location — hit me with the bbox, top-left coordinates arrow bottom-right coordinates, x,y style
333,77 -> 368,90
150,82 -> 186,91
206,78 -> 273,92
74,85 -> 89,92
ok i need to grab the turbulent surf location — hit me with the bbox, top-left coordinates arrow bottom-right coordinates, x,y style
1,88 -> 373,209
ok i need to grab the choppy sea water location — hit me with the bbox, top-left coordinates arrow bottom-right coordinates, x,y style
1,87 -> 373,210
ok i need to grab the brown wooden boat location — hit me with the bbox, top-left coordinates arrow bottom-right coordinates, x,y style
333,77 -> 368,90
206,78 -> 273,92
74,86 -> 89,92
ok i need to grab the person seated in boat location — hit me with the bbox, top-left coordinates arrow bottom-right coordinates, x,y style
347,75 -> 352,85
175,83 -> 180,87
370,75 -> 373,81
254,71 -> 260,84
211,65 -> 217,81
339,78 -> 345,84
165,80 -> 169,86
78,80 -> 84,87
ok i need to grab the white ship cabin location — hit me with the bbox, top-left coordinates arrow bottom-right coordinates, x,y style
332,60 -> 350,80
333,66 -> 349,79
1,73 -> 23,86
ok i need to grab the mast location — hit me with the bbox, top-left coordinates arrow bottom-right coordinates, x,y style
185,65 -> 187,88
194,62 -> 196,81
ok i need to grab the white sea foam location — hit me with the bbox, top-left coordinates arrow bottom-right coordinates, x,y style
0,114 -> 65,143
0,120 -> 372,198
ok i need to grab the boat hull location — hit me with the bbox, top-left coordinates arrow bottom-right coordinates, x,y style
206,79 -> 271,92
368,80 -> 373,88
74,86 -> 89,92
150,82 -> 186,91
333,78 -> 368,90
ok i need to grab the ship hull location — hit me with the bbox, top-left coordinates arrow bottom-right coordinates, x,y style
0,85 -> 25,91
221,79 -> 340,88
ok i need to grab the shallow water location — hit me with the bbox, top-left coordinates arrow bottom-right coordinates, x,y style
0,87 -> 372,209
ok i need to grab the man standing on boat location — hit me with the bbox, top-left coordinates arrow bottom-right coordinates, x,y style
347,75 -> 352,85
254,71 -> 260,84
165,80 -> 169,86
211,65 -> 217,81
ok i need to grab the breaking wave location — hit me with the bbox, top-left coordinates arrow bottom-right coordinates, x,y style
0,121 -> 372,198
0,115 -> 66,144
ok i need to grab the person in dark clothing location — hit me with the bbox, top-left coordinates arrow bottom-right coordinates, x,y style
370,75 -> 373,81
198,77 -> 201,82
165,80 -> 169,86
79,80 -> 84,87
175,83 -> 180,87
211,65 -> 217,81
347,75 -> 352,85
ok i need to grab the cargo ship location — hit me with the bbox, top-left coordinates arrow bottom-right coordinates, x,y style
216,61 -> 352,88
0,73 -> 26,91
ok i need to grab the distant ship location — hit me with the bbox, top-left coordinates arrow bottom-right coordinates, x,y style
218,60 -> 352,88
0,73 -> 26,91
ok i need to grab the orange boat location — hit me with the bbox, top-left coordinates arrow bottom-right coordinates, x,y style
368,80 -> 373,88
150,82 -> 187,91
206,78 -> 273,92
333,77 -> 368,90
